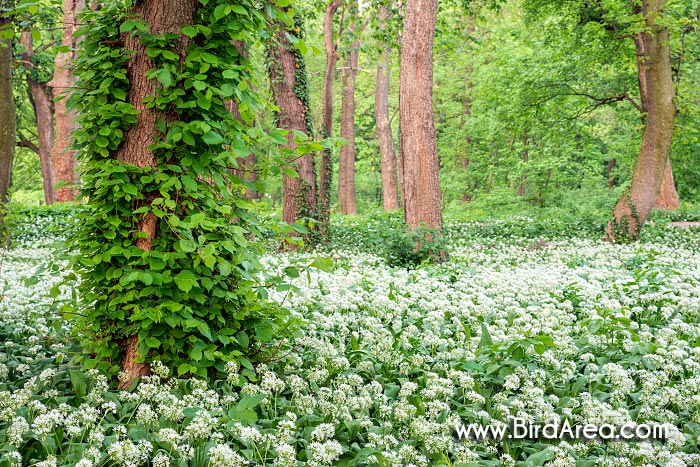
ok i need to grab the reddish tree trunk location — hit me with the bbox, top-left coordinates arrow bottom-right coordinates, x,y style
20,32 -> 57,205
605,0 -> 676,241
338,10 -> 358,215
50,0 -> 84,202
0,8 -> 14,212
375,4 -> 399,211
400,0 -> 442,230
268,11 -> 317,246
116,0 -> 199,388
320,0 -> 343,227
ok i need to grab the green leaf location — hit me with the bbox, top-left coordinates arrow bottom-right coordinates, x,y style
203,131 -> 224,145
145,337 -> 160,348
156,68 -> 172,88
181,25 -> 197,38
480,322 -> 493,348
174,270 -> 198,292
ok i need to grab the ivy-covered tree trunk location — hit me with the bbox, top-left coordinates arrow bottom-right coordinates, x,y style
605,0 -> 676,241
114,0 -> 199,387
225,41 -> 258,200
320,0 -> 342,232
268,9 -> 317,245
50,0 -> 84,202
0,3 -> 14,214
375,4 -> 399,211
338,6 -> 358,215
400,0 -> 442,230
20,32 -> 57,205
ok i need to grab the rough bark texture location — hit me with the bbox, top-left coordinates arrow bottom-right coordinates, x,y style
20,32 -> 57,205
225,42 -> 258,200
320,0 -> 342,228
605,0 -> 676,241
117,0 -> 199,389
653,158 -> 679,209
338,9 -> 358,215
50,0 -> 84,202
268,11 -> 317,245
0,10 -> 14,212
375,5 -> 399,211
400,0 -> 442,230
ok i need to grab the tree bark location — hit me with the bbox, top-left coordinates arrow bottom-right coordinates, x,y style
375,4 -> 399,211
20,32 -> 57,205
50,0 -> 84,202
268,10 -> 317,246
653,158 -> 679,209
605,0 -> 676,241
0,7 -> 14,213
320,0 -> 343,229
116,0 -> 199,388
400,0 -> 442,230
338,5 -> 358,215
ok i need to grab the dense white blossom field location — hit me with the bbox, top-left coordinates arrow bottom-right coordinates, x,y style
1,214 -> 700,467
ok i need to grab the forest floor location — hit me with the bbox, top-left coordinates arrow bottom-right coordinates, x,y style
1,211 -> 700,466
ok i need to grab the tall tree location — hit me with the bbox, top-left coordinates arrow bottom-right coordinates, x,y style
112,0 -> 199,385
338,1 -> 359,215
375,3 -> 399,210
320,0 -> 343,230
606,0 -> 676,241
19,31 -> 57,204
50,0 -> 84,202
268,8 -> 318,245
0,1 -> 14,214
400,0 -> 442,230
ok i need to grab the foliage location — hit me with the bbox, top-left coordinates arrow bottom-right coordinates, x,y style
65,0 -> 300,380
3,212 -> 700,466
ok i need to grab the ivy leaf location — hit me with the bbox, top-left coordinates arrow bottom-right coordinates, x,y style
203,131 -> 224,145
156,69 -> 172,88
174,270 -> 198,292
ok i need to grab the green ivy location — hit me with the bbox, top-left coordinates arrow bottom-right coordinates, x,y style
66,0 -> 299,380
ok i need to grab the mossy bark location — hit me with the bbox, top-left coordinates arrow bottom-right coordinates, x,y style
0,6 -> 14,217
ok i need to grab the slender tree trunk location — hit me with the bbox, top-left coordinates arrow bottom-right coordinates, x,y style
605,0 -> 676,241
0,7 -> 14,214
320,0 -> 343,230
338,7 -> 358,215
375,4 -> 399,211
517,132 -> 528,197
400,0 -> 442,230
20,32 -> 57,205
653,158 -> 679,209
116,0 -> 199,388
268,10 -> 317,246
50,0 -> 84,202
606,158 -> 617,187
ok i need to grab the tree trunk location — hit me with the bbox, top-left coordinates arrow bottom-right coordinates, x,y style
605,0 -> 676,241
20,32 -> 57,205
268,10 -> 317,247
338,7 -> 358,215
50,0 -> 84,202
225,42 -> 259,200
0,7 -> 14,214
116,0 -> 199,388
606,158 -> 617,187
400,0 -> 442,230
375,4 -> 399,211
653,158 -> 679,209
320,0 -> 343,230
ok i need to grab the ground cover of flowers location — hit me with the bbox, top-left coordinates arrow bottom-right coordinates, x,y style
1,212 -> 700,467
